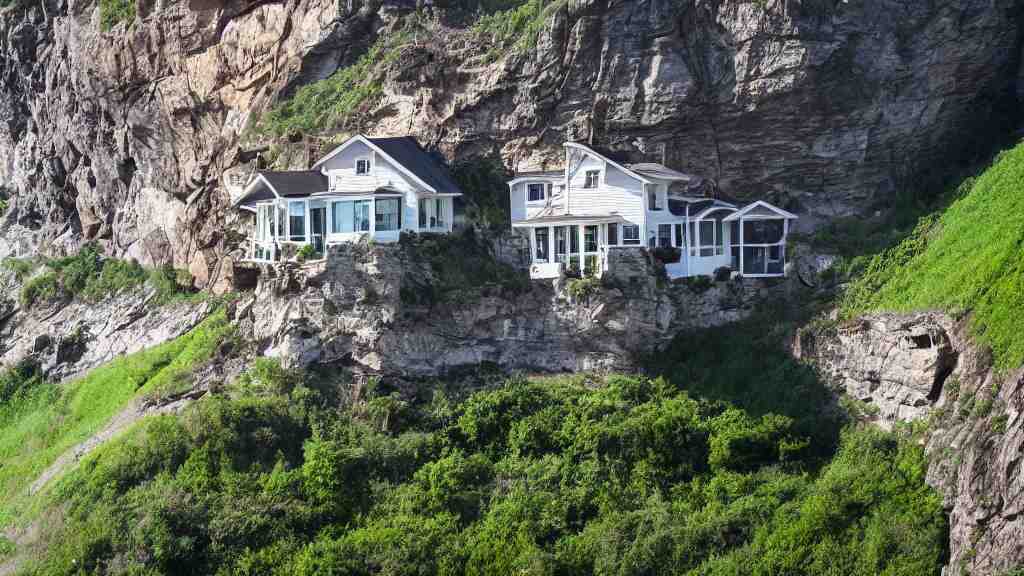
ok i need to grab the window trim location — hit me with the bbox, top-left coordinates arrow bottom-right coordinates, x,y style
583,170 -> 601,189
621,224 -> 641,246
355,156 -> 372,176
648,185 -> 663,211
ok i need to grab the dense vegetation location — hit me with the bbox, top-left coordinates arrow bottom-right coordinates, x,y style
5,244 -> 194,308
99,0 -> 135,31
0,310 -> 234,531
5,319 -> 947,575
840,141 -> 1024,369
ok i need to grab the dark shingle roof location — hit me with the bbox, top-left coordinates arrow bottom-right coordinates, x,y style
260,171 -> 329,197
368,136 -> 462,194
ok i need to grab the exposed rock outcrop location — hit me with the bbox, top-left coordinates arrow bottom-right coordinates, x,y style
240,242 -> 784,375
2,0 -> 1022,274
800,311 -> 1024,575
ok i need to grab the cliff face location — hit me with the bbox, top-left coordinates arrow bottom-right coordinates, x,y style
1,0 -> 1022,283
237,242 -> 781,375
802,312 -> 1024,575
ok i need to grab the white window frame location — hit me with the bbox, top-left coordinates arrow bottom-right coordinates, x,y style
583,170 -> 600,189
527,182 -> 547,203
648,185 -> 662,211
355,157 -> 371,176
621,224 -> 640,245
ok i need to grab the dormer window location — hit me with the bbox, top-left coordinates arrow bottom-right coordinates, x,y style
355,157 -> 371,175
527,183 -> 547,202
584,170 -> 600,189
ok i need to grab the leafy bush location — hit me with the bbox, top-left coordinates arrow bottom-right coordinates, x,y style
99,0 -> 135,31
472,0 -> 566,60
2,257 -> 35,281
651,246 -> 681,264
566,276 -> 601,301
19,271 -> 60,307
296,244 -> 319,262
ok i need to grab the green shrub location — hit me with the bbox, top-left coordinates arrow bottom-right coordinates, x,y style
19,271 -> 60,307
566,276 -> 601,301
2,257 -> 35,281
296,244 -> 319,262
450,156 -> 512,230
99,0 -> 135,31
471,0 -> 566,60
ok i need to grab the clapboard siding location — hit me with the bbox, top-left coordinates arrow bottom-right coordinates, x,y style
319,141 -> 422,194
567,157 -> 645,229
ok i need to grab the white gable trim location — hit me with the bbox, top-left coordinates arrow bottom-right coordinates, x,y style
723,200 -> 798,221
564,142 -> 653,185
244,174 -> 281,199
312,135 -> 438,193
693,205 -> 738,220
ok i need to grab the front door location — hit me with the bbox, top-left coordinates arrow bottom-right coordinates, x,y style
310,206 -> 327,254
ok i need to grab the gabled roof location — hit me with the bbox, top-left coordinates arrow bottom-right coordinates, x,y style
723,200 -> 798,221
564,142 -> 653,184
312,135 -> 462,194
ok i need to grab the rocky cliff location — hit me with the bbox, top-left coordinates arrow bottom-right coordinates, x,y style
238,240 -> 784,375
801,312 -> 1024,575
1,0 -> 1022,282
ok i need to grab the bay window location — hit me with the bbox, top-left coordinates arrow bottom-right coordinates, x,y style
331,200 -> 371,233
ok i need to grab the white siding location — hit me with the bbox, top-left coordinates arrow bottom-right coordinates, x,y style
319,141 -> 421,194
510,182 -> 526,222
509,178 -> 564,222
567,157 -> 645,234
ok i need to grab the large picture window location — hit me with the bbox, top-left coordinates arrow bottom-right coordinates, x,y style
418,198 -> 449,230
331,200 -> 371,233
375,198 -> 401,231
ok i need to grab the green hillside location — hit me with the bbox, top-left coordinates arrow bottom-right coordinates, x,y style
3,325 -> 946,575
842,141 -> 1024,370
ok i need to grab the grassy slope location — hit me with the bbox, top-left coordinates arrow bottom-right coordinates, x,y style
0,310 -> 232,528
841,141 -> 1024,369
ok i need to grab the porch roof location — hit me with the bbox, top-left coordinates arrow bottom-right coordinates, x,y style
512,213 -> 626,227
667,198 -> 737,218
310,187 -> 405,199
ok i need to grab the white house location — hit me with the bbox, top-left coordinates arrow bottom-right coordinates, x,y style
235,135 -> 462,262
508,142 -> 797,280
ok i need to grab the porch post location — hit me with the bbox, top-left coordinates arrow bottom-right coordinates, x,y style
305,200 -> 311,244
548,225 -> 554,264
578,224 -> 585,273
529,227 -> 536,263
370,198 -> 377,238
684,204 -> 691,277
739,217 -> 745,275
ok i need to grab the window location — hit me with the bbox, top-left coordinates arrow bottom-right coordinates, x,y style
674,223 -> 684,248
699,220 -> 715,257
584,225 -> 598,252
418,198 -> 448,230
375,198 -> 401,231
583,170 -> 600,189
555,227 -> 568,263
607,223 -> 618,246
355,158 -> 371,175
288,201 -> 306,240
622,224 -> 640,245
534,228 -> 549,262
658,224 -> 672,247
648,187 -> 662,211
527,183 -> 546,202
569,225 -> 580,254
331,200 -> 370,233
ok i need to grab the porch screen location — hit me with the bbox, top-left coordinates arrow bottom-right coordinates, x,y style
699,220 -> 715,257
555,227 -> 568,262
607,223 -> 618,246
584,226 -> 598,252
742,220 -> 784,244
375,198 -> 401,231
288,201 -> 306,240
